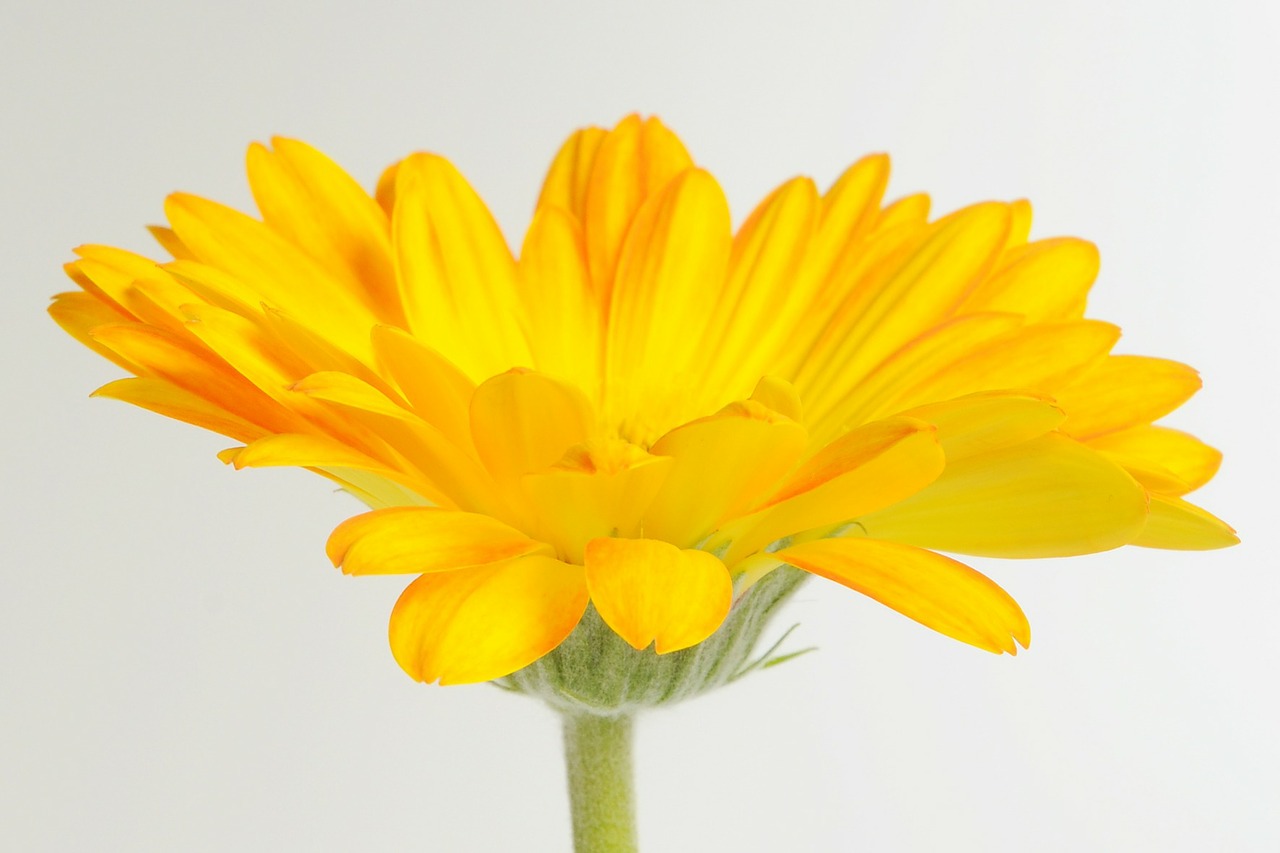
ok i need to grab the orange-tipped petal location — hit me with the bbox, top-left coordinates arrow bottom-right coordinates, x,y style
776,537 -> 1030,654
327,506 -> 551,575
389,556 -> 589,685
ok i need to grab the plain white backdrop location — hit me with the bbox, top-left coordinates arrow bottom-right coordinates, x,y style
2,1 -> 1276,850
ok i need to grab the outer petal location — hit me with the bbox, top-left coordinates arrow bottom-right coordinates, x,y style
370,325 -> 476,452
1133,495 -> 1239,550
960,237 -> 1098,322
92,377 -> 262,443
389,556 -> 589,685
585,538 -> 732,654
1087,425 -> 1222,495
1055,356 -> 1202,438
775,538 -> 1030,654
860,433 -> 1148,557
327,507 -> 552,575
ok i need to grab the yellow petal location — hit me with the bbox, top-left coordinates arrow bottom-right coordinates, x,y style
961,237 -> 1098,321
703,177 -> 819,390
582,115 -> 694,292
899,392 -> 1065,460
831,312 -> 1025,430
644,400 -> 808,547
389,556 -> 589,685
776,537 -> 1030,654
164,192 -> 379,360
536,125 -> 608,221
1055,355 -> 1202,439
1087,425 -> 1222,495
469,369 -> 595,483
294,371 -> 504,517
522,439 -> 672,563
584,538 -> 731,653
92,377 -> 262,443
604,167 -> 732,437
246,138 -> 401,324
724,418 -> 945,563
229,432 -> 395,473
517,205 -> 600,388
370,325 -> 476,453
798,202 -> 1012,424
88,322 -> 300,434
326,507 -> 550,575
390,153 -> 531,379
1133,495 -> 1238,550
48,291 -> 143,373
749,375 -> 804,423
861,433 -> 1148,557
886,320 -> 1121,414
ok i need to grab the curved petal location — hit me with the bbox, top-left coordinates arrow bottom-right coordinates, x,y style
960,237 -> 1098,322
861,433 -> 1148,557
469,369 -> 595,483
581,114 -> 694,291
1055,356 -> 1202,439
776,537 -> 1029,654
1086,425 -> 1222,495
1133,495 -> 1239,550
585,538 -> 731,654
724,418 -> 944,563
523,440 -> 672,563
898,392 -> 1065,460
644,399 -> 808,547
389,556 -> 589,685
327,506 -> 552,575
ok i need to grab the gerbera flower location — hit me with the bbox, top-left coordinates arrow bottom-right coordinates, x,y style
50,114 -> 1235,688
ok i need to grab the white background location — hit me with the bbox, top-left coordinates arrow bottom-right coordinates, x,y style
2,1 -> 1276,850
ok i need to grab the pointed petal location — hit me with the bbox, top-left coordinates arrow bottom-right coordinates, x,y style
604,167 -> 731,436
725,418 -> 945,562
371,325 -> 476,452
585,538 -> 731,653
1055,356 -> 1202,439
776,538 -> 1029,654
1133,495 -> 1238,550
887,320 -> 1121,414
861,433 -> 1148,557
1086,425 -> 1222,495
644,400 -> 808,547
798,202 -> 1012,422
536,125 -> 608,221
390,153 -> 531,378
247,138 -> 401,323
961,237 -> 1098,321
389,556 -> 589,684
164,192 -> 379,358
327,507 -> 550,575
899,392 -> 1065,460
582,115 -> 694,291
91,377 -> 262,442
517,205 -> 600,387
294,371 -> 504,516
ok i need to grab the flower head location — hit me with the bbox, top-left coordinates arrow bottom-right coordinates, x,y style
51,115 -> 1235,686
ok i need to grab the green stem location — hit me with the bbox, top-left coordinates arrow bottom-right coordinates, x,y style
562,713 -> 638,853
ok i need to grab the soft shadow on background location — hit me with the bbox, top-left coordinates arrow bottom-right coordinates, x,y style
2,1 -> 1276,850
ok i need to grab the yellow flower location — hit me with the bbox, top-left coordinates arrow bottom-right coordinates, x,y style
51,115 -> 1235,687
